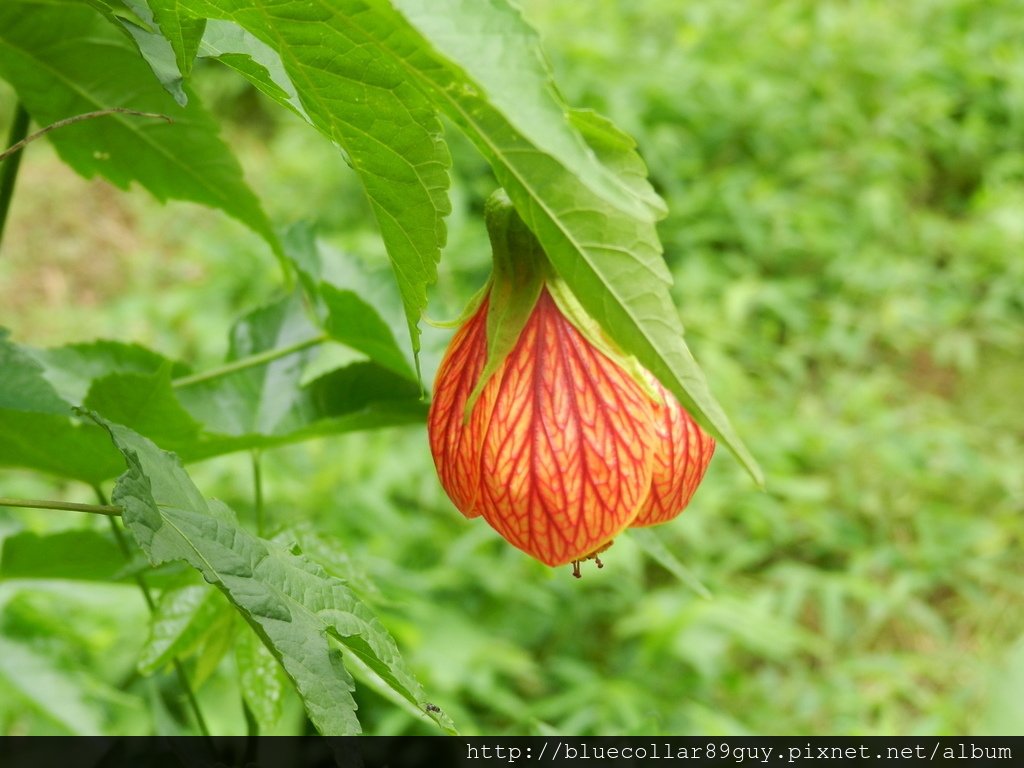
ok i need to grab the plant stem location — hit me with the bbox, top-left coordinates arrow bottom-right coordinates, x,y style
0,107 -> 171,163
0,497 -> 121,516
95,486 -> 212,739
0,102 -> 31,253
172,334 -> 328,389
252,450 -> 265,537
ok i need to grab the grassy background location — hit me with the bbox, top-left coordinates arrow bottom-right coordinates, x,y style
1,0 -> 1022,735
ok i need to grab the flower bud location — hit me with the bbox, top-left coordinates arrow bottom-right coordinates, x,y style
428,191 -> 714,572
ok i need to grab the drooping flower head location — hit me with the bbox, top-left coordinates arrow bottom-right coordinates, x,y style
428,190 -> 714,575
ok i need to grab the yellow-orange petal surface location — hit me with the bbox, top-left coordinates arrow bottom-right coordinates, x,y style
472,290 -> 657,566
630,380 -> 715,527
427,297 -> 491,518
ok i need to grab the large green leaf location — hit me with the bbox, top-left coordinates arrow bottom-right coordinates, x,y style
0,0 -> 280,259
94,416 -> 454,735
171,0 -> 452,372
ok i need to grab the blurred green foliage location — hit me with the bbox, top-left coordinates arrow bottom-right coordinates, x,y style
1,0 -> 1022,735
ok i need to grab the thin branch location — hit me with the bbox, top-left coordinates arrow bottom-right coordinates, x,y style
172,334 -> 328,388
0,497 -> 121,516
0,108 -> 173,163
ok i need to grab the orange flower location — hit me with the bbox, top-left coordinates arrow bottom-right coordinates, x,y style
427,192 -> 714,574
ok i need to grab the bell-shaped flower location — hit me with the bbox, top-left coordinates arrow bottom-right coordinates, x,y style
428,191 -> 713,574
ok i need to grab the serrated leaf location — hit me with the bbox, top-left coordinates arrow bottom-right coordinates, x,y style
94,416 -> 452,735
173,0 -> 453,370
0,1 -> 281,260
0,530 -> 125,582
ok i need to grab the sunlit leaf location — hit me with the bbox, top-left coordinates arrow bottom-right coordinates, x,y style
177,0 -> 452,371
0,0 -> 280,259
95,415 -> 454,735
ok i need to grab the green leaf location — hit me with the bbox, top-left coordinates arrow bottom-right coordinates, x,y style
0,636 -> 103,734
235,625 -> 288,734
146,0 -> 207,77
175,0 -> 453,370
94,415 -> 452,735
137,582 -> 226,674
0,411 -> 126,484
0,530 -> 126,582
84,366 -> 203,451
0,330 -> 72,416
321,285 -> 416,381
629,528 -> 712,600
106,0 -> 190,105
282,222 -> 416,381
0,0 -> 281,260
197,19 -> 309,118
173,294 -> 321,437
0,333 -> 124,483
30,340 -> 190,406
393,0 -> 665,222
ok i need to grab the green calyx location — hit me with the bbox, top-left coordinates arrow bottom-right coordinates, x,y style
463,189 -> 655,420
463,190 -> 548,417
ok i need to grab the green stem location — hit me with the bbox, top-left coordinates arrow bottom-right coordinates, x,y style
172,334 -> 328,389
0,103 -> 31,253
252,451 -> 265,537
0,497 -> 121,516
94,486 -> 212,739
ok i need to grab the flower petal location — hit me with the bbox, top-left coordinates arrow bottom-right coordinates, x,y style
475,291 -> 656,565
427,297 -> 491,518
630,380 -> 715,527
